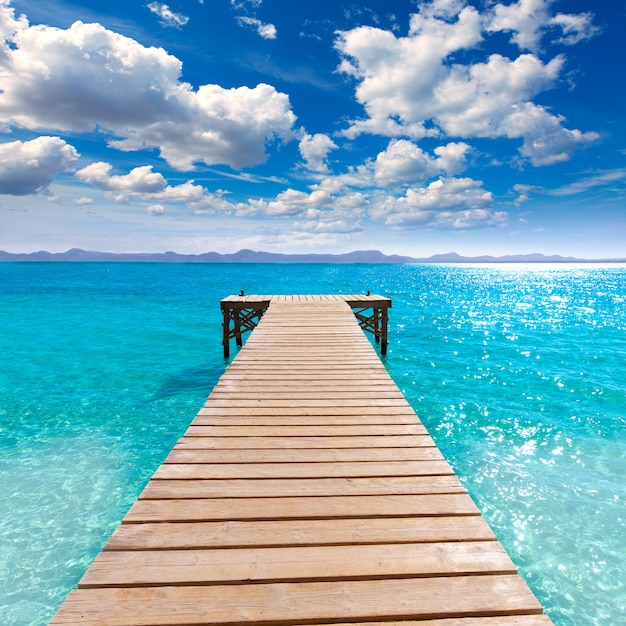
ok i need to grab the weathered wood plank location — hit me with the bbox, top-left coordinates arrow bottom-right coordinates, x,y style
232,344 -> 379,351
222,365 -> 389,372
164,447 -> 445,464
246,336 -> 368,342
204,398 -> 412,407
242,339 -> 370,345
292,615 -> 552,626
105,516 -> 496,551
190,414 -> 421,426
217,372 -> 388,379
173,435 -> 438,449
226,359 -> 387,367
197,406 -> 420,416
51,575 -> 543,625
237,329 -> 368,335
124,493 -> 483,523
139,475 -> 467,499
205,393 -> 408,403
183,424 -> 427,437
79,541 -> 516,588
152,460 -> 454,480
210,387 -> 405,396
211,381 -> 402,390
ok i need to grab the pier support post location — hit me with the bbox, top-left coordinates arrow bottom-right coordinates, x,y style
347,300 -> 390,356
381,305 -> 388,355
221,299 -> 270,358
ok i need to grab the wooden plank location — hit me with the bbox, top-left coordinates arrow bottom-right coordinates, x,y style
246,331 -> 365,336
246,324 -> 367,330
210,382 -> 406,390
250,326 -> 364,332
183,424 -> 427,437
214,373 -> 397,380
232,342 -> 377,349
232,347 -> 378,354
226,359 -> 387,367
124,494 -> 482,523
241,338 -> 374,344
226,343 -> 380,349
292,615 -> 552,626
220,365 -> 392,373
210,384 -> 405,394
105,516 -> 497,551
245,327 -> 367,333
203,398 -> 412,407
231,346 -> 380,352
205,392 -> 408,401
248,332 -> 369,336
237,347 -> 375,351
197,406 -> 419,416
173,435 -> 438,449
79,541 -> 516,588
213,370 -> 397,382
139,475 -> 467,499
164,447 -> 445,464
190,414 -> 421,426
51,575 -> 543,625
152,460 -> 455,480
220,367 -> 393,374
234,349 -> 375,353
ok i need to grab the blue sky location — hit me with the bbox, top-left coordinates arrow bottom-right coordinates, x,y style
0,0 -> 624,257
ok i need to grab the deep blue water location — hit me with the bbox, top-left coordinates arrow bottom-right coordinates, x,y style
0,262 -> 624,625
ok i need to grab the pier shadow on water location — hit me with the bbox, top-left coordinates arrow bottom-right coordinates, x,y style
148,362 -> 223,402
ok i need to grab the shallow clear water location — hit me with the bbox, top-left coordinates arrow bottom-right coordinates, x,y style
0,262 -> 624,625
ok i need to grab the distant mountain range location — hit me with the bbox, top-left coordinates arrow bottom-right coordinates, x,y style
0,248 -> 624,263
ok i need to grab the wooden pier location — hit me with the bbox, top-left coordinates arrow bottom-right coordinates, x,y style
52,295 -> 553,625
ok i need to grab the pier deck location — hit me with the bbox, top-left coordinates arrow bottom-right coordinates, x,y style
52,295 -> 552,625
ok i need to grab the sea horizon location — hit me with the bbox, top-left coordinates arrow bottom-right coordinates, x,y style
1,247 -> 626,264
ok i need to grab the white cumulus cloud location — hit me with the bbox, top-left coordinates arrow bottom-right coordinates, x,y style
298,133 -> 338,173
369,177 -> 501,230
336,0 -> 598,165
75,162 -> 168,193
0,136 -> 79,195
147,204 -> 166,215
75,162 -> 209,204
373,139 -> 471,186
263,188 -> 332,217
487,0 -> 552,52
487,0 -> 599,52
0,13 -> 296,170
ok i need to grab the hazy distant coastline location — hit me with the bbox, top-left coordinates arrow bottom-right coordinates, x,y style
1,248 -> 624,264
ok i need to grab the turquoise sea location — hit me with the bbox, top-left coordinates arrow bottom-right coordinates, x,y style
0,262 -> 624,625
